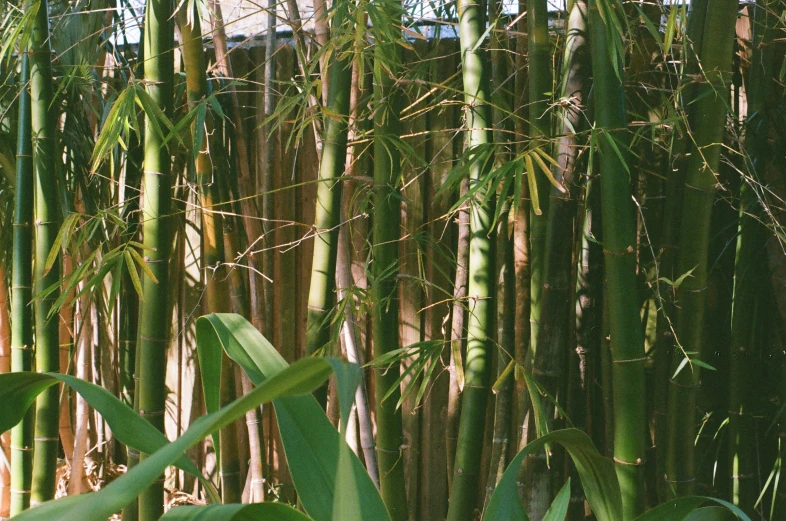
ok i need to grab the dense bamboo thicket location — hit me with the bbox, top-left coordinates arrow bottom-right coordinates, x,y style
1,1 -> 786,521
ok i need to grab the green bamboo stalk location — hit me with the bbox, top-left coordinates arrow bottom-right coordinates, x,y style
521,3 -> 590,515
445,0 -> 496,517
664,0 -> 738,498
304,0 -> 353,407
589,1 -> 646,517
29,0 -> 62,504
10,52 -> 33,517
527,0 -> 553,365
137,0 -> 174,516
652,1 -> 709,497
370,0 -> 407,517
727,1 -> 774,512
483,0 -> 514,504
177,7 -> 243,504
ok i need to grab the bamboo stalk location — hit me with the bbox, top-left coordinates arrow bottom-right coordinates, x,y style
136,0 -> 174,515
589,1 -> 647,517
371,0 -> 408,514
10,52 -> 34,517
664,0 -> 738,498
30,0 -> 63,504
304,0 -> 354,407
445,0 -> 496,517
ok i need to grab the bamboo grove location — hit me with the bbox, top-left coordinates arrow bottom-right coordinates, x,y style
0,0 -> 786,520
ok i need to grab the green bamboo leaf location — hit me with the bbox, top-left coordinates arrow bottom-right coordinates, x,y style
530,149 -> 567,194
492,359 -> 514,393
161,503 -> 313,521
8,356 -> 335,521
44,212 -> 80,274
483,429 -> 621,521
542,478 -> 571,521
196,313 -> 390,521
524,153 -> 542,215
124,250 -> 144,299
663,5 -> 678,55
128,246 -> 159,284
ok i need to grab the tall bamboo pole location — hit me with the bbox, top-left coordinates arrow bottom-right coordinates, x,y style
30,0 -> 62,504
304,0 -> 354,407
445,0 -> 496,517
177,6 -> 243,504
589,1 -> 647,517
527,0 -> 553,365
664,1 -> 738,498
728,1 -> 774,512
10,52 -> 34,517
371,0 -> 407,515
137,0 -> 174,516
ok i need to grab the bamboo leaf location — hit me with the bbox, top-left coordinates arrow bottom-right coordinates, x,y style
124,250 -> 144,299
632,497 -> 750,521
128,246 -> 159,284
524,153 -> 542,215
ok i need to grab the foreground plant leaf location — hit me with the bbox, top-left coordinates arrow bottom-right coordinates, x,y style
0,372 -> 203,480
633,497 -> 749,521
7,356 -> 334,521
196,313 -> 391,521
160,503 -> 313,521
483,429 -> 621,521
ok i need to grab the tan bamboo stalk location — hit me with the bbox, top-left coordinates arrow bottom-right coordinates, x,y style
209,0 -> 265,332
69,289 -> 92,496
58,252 -> 75,467
0,267 -> 11,518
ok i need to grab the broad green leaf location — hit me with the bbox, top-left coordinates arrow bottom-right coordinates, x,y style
633,497 -> 750,521
160,503 -> 313,521
543,478 -> 571,521
0,373 -> 208,489
9,356 -> 335,521
483,429 -> 621,521
196,313 -> 390,521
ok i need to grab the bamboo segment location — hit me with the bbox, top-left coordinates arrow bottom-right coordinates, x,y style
728,1 -> 775,513
30,0 -> 63,504
589,1 -> 647,517
371,1 -> 408,516
304,0 -> 354,406
445,0 -> 496,517
665,1 -> 738,498
10,52 -> 34,517
137,0 -> 174,516
527,0 -> 553,370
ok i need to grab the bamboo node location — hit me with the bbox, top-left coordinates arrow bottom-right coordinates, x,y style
33,436 -> 60,442
10,444 -> 33,452
11,344 -> 31,351
613,356 -> 647,364
139,409 -> 165,417
10,489 -> 32,494
613,456 -> 644,466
